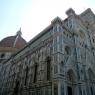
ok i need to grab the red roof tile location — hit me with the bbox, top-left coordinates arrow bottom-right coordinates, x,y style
0,35 -> 26,49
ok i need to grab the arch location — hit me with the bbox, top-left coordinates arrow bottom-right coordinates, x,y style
13,80 -> 20,95
65,46 -> 71,55
88,68 -> 95,82
88,68 -> 95,95
67,69 -> 76,82
46,56 -> 51,80
66,69 -> 76,95
0,53 -> 5,58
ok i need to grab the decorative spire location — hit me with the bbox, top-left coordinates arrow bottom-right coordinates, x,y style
13,28 -> 22,47
16,27 -> 22,36
66,8 -> 75,16
51,16 -> 62,24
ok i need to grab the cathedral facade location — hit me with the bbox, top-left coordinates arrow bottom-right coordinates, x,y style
0,8 -> 95,95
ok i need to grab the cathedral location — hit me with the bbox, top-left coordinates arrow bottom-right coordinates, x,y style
0,8 -> 95,95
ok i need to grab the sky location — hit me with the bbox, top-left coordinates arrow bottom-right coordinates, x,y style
0,0 -> 95,42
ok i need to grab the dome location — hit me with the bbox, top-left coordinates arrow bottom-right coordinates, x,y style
0,30 -> 27,49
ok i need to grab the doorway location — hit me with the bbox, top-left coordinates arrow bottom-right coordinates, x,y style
67,86 -> 72,95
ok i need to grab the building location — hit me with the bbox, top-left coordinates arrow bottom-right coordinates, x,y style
0,29 -> 26,63
0,8 -> 95,95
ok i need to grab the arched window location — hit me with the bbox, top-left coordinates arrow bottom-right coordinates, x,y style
65,46 -> 71,55
54,84 -> 58,95
67,69 -> 76,84
0,53 -> 5,58
46,56 -> 51,80
67,70 -> 76,95
67,70 -> 75,82
33,62 -> 38,83
60,61 -> 64,72
88,68 -> 95,95
24,66 -> 29,85
13,80 -> 19,95
88,68 -> 95,82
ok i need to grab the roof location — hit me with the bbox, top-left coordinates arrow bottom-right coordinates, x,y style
0,34 -> 27,49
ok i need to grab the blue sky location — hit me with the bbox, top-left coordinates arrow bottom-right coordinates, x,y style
0,0 -> 95,42
0,0 -> 32,41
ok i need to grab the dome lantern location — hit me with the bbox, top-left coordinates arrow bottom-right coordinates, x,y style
16,28 -> 22,37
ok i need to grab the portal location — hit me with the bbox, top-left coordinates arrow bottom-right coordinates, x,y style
67,86 -> 72,95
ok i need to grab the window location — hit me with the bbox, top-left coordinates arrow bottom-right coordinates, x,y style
46,56 -> 51,80
33,62 -> 38,83
24,66 -> 29,85
54,26 -> 57,32
60,61 -> 64,67
13,81 -> 19,95
79,29 -> 85,39
67,70 -> 76,82
60,61 -> 64,72
61,84 -> 64,95
93,38 -> 95,43
54,65 -> 58,74
54,84 -> 58,95
0,53 -> 5,58
65,46 -> 71,55
90,87 -> 93,95
45,86 -> 52,95
67,86 -> 72,95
